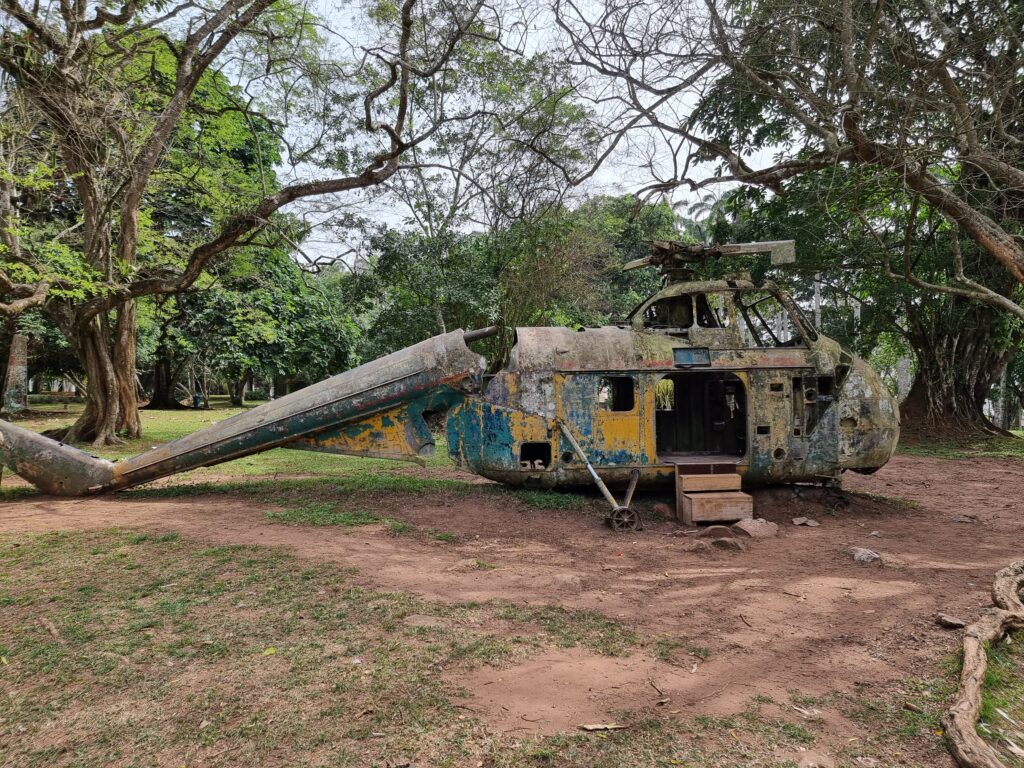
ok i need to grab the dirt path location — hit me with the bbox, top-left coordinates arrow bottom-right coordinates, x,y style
2,453 -> 1021,763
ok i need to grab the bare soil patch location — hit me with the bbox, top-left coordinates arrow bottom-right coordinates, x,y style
1,452 -> 1022,765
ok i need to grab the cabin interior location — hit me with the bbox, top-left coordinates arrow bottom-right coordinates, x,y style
655,372 -> 747,463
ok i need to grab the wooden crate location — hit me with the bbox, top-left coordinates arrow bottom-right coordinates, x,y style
678,490 -> 753,525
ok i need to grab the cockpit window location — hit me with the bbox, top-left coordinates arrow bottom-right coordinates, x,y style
643,295 -> 693,329
696,293 -> 732,328
736,291 -> 803,347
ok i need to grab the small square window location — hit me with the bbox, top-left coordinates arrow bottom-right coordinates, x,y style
519,442 -> 551,469
598,376 -> 635,412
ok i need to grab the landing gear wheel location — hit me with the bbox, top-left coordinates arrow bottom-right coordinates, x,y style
607,506 -> 643,532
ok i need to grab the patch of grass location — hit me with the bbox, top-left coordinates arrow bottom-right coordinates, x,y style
0,485 -> 39,500
653,636 -> 711,663
900,434 -> 1024,460
266,503 -> 379,527
508,488 -> 590,510
428,530 -> 456,542
383,518 -> 414,535
840,675 -> 953,765
474,559 -> 496,570
127,472 -> 470,500
495,602 -> 637,656
128,531 -> 180,544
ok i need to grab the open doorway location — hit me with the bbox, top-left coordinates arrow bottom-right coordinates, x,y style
655,372 -> 747,460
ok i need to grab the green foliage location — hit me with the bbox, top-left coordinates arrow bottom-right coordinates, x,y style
173,247 -> 359,386
348,195 -> 679,363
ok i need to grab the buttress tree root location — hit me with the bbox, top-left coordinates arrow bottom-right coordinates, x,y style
944,560 -> 1024,768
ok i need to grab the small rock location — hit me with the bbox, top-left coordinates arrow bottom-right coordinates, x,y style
792,517 -> 820,527
868,530 -> 880,537
936,613 -> 967,629
732,518 -> 779,538
849,547 -> 881,564
954,515 -> 978,523
854,758 -> 881,767
711,537 -> 747,552
698,525 -> 735,539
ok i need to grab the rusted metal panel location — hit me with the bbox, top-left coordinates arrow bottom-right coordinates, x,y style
285,388 -> 462,464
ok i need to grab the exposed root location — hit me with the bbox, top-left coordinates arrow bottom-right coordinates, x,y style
944,560 -> 1024,768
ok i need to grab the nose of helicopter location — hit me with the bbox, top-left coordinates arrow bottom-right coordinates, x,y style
837,357 -> 900,474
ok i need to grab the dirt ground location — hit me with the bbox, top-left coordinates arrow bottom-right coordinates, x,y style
2,453 -> 1022,765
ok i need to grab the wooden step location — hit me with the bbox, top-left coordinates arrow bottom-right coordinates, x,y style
678,473 -> 741,492
678,490 -> 753,525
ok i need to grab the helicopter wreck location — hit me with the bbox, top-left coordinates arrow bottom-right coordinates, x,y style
0,240 -> 898,530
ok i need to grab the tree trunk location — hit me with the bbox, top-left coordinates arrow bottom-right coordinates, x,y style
143,315 -> 186,410
145,350 -> 184,409
59,311 -> 142,445
228,375 -> 247,407
114,302 -> 142,438
899,326 -> 1015,440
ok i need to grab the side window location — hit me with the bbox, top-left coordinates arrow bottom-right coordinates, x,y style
598,376 -> 635,412
695,293 -> 732,328
656,377 -> 675,410
736,291 -> 803,347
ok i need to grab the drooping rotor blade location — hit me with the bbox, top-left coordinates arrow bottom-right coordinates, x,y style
716,240 -> 796,265
621,256 -> 654,272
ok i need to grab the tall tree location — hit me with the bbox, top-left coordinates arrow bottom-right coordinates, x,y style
555,0 -> 1024,316
0,0 -> 521,444
712,170 -> 1023,436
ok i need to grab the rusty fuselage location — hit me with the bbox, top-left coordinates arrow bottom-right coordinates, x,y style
0,279 -> 898,498
448,279 -> 899,489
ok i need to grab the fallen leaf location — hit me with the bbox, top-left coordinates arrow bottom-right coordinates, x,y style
262,647 -> 277,656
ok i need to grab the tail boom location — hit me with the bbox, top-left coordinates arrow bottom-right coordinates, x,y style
0,330 -> 486,496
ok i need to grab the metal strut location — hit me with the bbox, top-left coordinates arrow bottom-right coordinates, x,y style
557,421 -> 642,532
